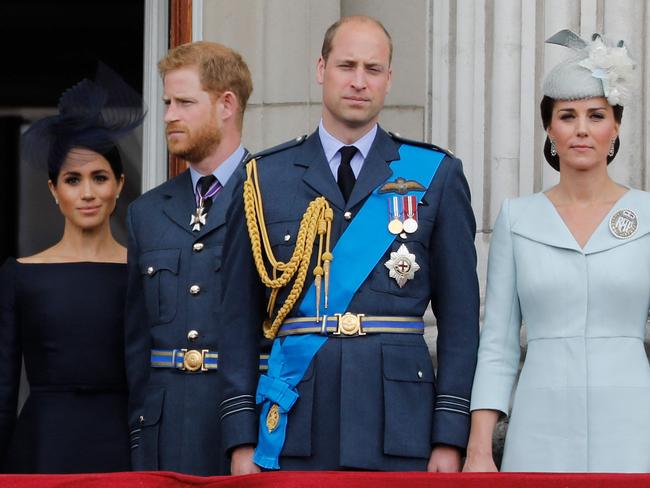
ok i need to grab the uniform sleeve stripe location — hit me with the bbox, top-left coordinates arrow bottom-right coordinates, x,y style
220,406 -> 255,420
220,401 -> 255,414
436,394 -> 470,404
434,406 -> 471,416
219,394 -> 254,407
435,400 -> 471,410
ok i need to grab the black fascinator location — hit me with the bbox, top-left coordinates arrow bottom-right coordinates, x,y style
21,63 -> 146,181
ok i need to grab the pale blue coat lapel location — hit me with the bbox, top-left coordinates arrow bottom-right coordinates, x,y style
510,190 -> 650,254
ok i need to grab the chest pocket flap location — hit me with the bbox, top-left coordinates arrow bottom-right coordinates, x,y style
140,248 -> 180,276
140,249 -> 181,325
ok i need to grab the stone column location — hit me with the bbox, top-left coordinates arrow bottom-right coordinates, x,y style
202,0 -> 339,152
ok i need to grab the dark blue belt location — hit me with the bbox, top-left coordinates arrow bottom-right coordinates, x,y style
151,349 -> 269,372
278,314 -> 425,337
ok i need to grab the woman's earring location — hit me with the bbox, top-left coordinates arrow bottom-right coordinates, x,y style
54,198 -> 59,205
550,140 -> 557,157
608,139 -> 615,157
116,194 -> 120,200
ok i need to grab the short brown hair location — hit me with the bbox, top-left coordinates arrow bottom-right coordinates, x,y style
158,41 -> 253,127
321,16 -> 393,65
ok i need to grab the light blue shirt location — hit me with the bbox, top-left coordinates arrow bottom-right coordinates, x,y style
189,145 -> 245,198
318,121 -> 377,180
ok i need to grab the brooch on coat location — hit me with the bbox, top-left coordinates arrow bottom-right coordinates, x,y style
609,208 -> 638,239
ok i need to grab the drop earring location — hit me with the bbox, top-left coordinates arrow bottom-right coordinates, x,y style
550,140 -> 557,157
608,139 -> 615,157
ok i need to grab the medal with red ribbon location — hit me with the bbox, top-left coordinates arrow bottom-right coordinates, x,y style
402,195 -> 418,233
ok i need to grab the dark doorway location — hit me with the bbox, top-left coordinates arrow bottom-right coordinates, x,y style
0,0 -> 145,262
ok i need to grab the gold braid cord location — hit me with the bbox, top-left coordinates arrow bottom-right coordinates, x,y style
244,158 -> 334,340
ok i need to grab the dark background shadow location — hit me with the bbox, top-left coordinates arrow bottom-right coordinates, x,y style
0,0 -> 145,262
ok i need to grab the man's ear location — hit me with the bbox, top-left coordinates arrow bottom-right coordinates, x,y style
217,91 -> 237,121
316,56 -> 326,85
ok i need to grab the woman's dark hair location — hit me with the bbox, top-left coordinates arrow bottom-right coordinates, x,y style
540,95 -> 624,171
49,145 -> 124,184
22,64 -> 144,185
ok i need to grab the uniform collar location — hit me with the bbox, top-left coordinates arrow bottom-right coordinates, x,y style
318,120 -> 377,163
188,145 -> 245,195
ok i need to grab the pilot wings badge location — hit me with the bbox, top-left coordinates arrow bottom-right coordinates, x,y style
379,177 -> 426,195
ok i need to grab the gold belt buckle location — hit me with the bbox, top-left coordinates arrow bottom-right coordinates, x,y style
181,349 -> 208,372
333,313 -> 366,336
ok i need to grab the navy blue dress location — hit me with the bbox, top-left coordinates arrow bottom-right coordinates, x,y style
0,259 -> 130,473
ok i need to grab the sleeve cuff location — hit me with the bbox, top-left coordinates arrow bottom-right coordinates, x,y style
469,370 -> 514,417
220,395 -> 259,452
432,397 -> 471,448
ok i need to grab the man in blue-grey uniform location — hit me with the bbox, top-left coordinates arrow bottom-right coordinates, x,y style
219,16 -> 479,474
124,41 -> 259,475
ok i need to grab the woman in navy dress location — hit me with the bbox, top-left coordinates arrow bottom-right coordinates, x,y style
0,66 -> 144,473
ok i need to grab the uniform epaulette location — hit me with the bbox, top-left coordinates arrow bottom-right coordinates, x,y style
250,134 -> 308,161
388,131 -> 454,158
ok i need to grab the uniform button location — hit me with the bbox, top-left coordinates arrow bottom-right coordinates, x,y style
400,232 -> 407,239
187,330 -> 199,341
417,371 -> 423,379
284,234 -> 291,242
189,284 -> 201,295
343,211 -> 352,221
193,242 -> 204,252
147,266 -> 155,275
139,415 -> 145,424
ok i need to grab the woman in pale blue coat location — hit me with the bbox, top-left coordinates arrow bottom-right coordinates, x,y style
464,30 -> 650,472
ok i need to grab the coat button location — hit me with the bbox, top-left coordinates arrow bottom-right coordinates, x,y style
147,266 -> 154,275
193,242 -> 204,252
417,371 -> 423,379
343,211 -> 352,221
189,284 -> 201,295
139,415 -> 145,424
284,234 -> 291,242
187,330 -> 199,341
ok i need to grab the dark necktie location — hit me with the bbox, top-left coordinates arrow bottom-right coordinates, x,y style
337,145 -> 358,202
196,175 -> 220,213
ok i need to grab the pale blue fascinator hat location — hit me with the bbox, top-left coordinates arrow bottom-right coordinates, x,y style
543,29 -> 636,106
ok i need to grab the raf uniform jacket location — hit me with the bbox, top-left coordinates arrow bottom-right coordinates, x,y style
219,127 -> 479,471
125,152 -> 255,476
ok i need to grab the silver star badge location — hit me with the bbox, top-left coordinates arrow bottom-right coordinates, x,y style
190,206 -> 207,232
384,244 -> 420,288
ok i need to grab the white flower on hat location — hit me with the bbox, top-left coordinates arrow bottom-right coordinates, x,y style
578,36 -> 636,106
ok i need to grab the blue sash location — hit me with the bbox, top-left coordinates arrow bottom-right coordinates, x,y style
253,144 -> 444,469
